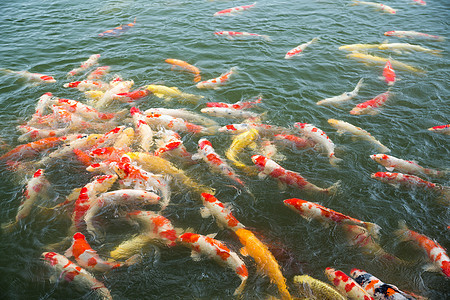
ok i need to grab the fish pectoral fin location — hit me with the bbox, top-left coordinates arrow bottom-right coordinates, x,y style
206,233 -> 217,239
63,247 -> 73,258
200,207 -> 211,218
277,180 -> 287,190
240,247 -> 249,257
385,166 -> 395,172
190,250 -> 202,262
257,172 -> 268,180
423,263 -> 440,272
191,153 -> 202,160
389,183 -> 401,189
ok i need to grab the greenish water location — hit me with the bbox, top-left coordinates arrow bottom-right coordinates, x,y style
0,0 -> 448,299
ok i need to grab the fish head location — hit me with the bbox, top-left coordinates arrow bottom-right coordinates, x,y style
327,119 -> 339,126
41,252 -> 60,266
251,154 -> 266,167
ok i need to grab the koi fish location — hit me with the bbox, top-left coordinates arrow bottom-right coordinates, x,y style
110,234 -> 153,260
412,0 -> 426,5
382,60 -> 396,86
225,128 -> 260,175
328,119 -> 390,153
350,91 -> 391,115
17,125 -> 70,142
98,18 -> 136,37
0,68 -> 56,83
41,252 -> 112,299
350,269 -> 415,299
196,67 -> 238,89
86,66 -> 110,80
234,228 -> 291,299
93,79 -> 134,108
316,78 -> 364,106
128,210 -> 178,247
130,107 -> 153,152
200,107 -> 263,119
213,2 -> 256,17
178,232 -> 248,296
165,58 -> 201,82
428,124 -> 450,135
351,1 -> 397,14
284,37 -> 319,59
324,268 -> 374,300
346,52 -> 424,73
90,126 -> 126,149
115,89 -> 150,102
384,30 -> 445,41
396,221 -> 450,277
192,138 -> 245,187
200,193 -> 245,231
144,107 -> 217,126
273,134 -> 315,150
293,274 -> 346,300
64,80 -> 110,91
378,42 -> 442,55
294,122 -> 342,166
206,94 -> 262,110
339,44 -> 381,52
67,54 -> 101,77
370,154 -> 446,177
0,136 -> 69,161
64,232 -> 124,271
54,98 -> 119,121
144,112 -> 208,134
259,139 -> 286,162
145,84 -> 203,103
283,198 -> 381,238
252,155 -> 340,195
214,31 -> 271,41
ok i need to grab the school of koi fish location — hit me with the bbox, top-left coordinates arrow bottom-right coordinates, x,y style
0,1 -> 448,299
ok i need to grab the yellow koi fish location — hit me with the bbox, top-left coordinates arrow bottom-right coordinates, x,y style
378,42 -> 442,56
235,228 -> 292,300
146,84 -> 204,103
339,43 -> 380,52
225,128 -> 259,175
346,52 -> 424,73
293,275 -> 346,300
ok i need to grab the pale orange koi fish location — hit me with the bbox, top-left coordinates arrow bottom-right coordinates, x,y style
165,58 -> 201,82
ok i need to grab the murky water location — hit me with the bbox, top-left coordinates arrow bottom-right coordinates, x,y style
0,0 -> 448,299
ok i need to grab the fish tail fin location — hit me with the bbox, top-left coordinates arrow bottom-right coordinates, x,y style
326,180 -> 341,196
124,253 -> 142,266
1,220 -> 17,233
364,222 -> 382,240
377,144 -> 391,153
311,37 -> 320,43
0,68 -> 13,74
354,77 -> 364,91
350,0 -> 361,5
262,35 -> 272,42
431,49 -> 443,56
193,75 -> 201,83
437,186 -> 450,205
233,277 -> 247,296
329,154 -> 343,167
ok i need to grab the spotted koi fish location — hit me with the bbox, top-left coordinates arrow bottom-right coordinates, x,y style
178,232 -> 248,296
64,80 -> 110,91
395,221 -> 450,277
214,31 -> 271,41
382,60 -> 396,86
128,210 -> 178,247
370,154 -> 446,177
115,89 -> 150,102
165,58 -> 201,82
200,193 -> 244,231
350,269 -> 415,299
213,2 -> 256,17
351,1 -> 397,14
94,79 -> 134,108
384,30 -> 444,41
206,95 -> 262,110
17,125 -> 70,142
219,123 -> 287,136
252,155 -> 340,195
98,18 -> 136,37
273,134 -> 315,150
67,54 -> 100,77
200,107 -> 263,119
41,252 -> 112,299
130,107 -> 153,152
87,66 -> 110,80
293,274 -> 346,299
0,68 -> 56,83
350,91 -> 391,115
283,198 -> 381,238
0,136 -> 69,161
316,78 -> 364,106
325,268 -> 374,300
428,124 -> 450,135
55,98 -> 118,121
144,112 -> 208,134
294,122 -> 342,166
192,138 -> 245,187
153,129 -> 192,161
196,66 -> 238,89
284,37 -> 319,59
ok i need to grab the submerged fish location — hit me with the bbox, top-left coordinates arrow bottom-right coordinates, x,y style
317,78 -> 364,106
213,2 -> 256,17
293,274 -> 346,300
214,31 -> 271,41
384,30 -> 445,41
67,54 -> 100,77
378,42 -> 442,55
351,0 -> 397,14
350,91 -> 391,115
346,52 -> 424,73
0,68 -> 56,83
284,37 -> 319,59
165,58 -> 201,83
428,124 -> 450,135
98,18 -> 136,37
370,154 -> 447,177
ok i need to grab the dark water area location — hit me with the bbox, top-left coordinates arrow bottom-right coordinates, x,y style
0,0 -> 449,299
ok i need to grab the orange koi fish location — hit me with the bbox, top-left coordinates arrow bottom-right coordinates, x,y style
350,91 -> 391,115
165,58 -> 201,82
128,210 -> 178,247
382,60 -> 396,86
0,136 -> 69,161
200,193 -> 245,231
283,198 -> 381,238
428,124 -> 449,135
234,228 -> 292,299
325,267 -> 374,300
196,66 -> 237,89
178,232 -> 248,296
67,54 -> 101,77
98,18 -> 136,37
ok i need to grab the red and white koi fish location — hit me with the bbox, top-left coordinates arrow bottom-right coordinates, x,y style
67,54 -> 100,77
411,0 -> 426,6
28,92 -> 55,124
90,126 -> 126,149
98,18 -> 136,37
206,95 -> 262,110
284,37 -> 319,59
86,66 -> 110,80
234,228 -> 291,299
283,198 -> 381,238
192,138 -> 245,187
316,78 -> 364,106
64,80 -> 110,91
93,79 -> 134,108
115,89 -> 150,102
382,60 -> 396,86
219,123 -> 287,136
213,2 -> 256,17
41,252 -> 112,299
144,113 -> 208,134
370,154 -> 446,177
328,119 -> 390,153
84,189 -> 161,238
274,134 -> 315,150
350,91 -> 391,115
252,155 -> 340,195
371,171 -> 446,190
128,210 -> 178,247
200,107 -> 263,119
178,232 -> 248,296
428,124 -> 450,135
54,98 -> 118,121
384,30 -> 445,41
153,129 -> 192,161
294,122 -> 342,166
200,193 -> 245,231
65,232 -> 124,271
130,107 -> 153,152
17,125 -> 70,142
196,66 -> 238,89
395,221 -> 450,277
351,1 -> 397,14
325,267 -> 374,300
350,269 -> 415,299
0,68 -> 56,83
0,136 -> 70,161
144,107 -> 217,127
214,31 -> 271,41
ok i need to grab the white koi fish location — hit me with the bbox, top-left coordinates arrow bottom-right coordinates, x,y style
339,44 -> 380,52
370,154 -> 447,177
378,42 -> 442,55
213,2 -> 256,17
200,193 -> 245,231
196,67 -> 238,89
200,107 -> 263,119
67,54 -> 100,77
351,0 -> 397,14
284,37 -> 319,59
384,30 -> 445,41
64,80 -> 110,91
214,31 -> 271,41
328,119 -> 390,152
178,232 -> 248,296
144,107 -> 217,126
0,68 -> 56,83
130,107 -> 153,152
316,78 -> 364,106
294,122 -> 342,166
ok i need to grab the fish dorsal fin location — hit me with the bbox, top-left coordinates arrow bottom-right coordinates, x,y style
240,247 -> 249,257
200,207 -> 211,218
385,166 -> 395,172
